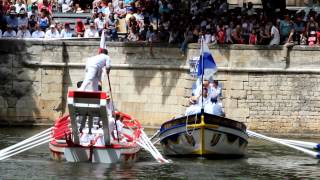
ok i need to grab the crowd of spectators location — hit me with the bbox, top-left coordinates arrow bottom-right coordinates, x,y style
1,0 -> 320,49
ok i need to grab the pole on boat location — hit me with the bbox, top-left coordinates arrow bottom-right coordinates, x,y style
247,130 -> 320,159
200,35 -> 205,112
106,72 -> 120,142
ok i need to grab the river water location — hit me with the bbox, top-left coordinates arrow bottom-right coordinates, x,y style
0,127 -> 320,179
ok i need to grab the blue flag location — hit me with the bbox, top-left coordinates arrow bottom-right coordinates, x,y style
197,41 -> 217,78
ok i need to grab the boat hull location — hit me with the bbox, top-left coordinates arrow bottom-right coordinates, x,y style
49,111 -> 142,164
49,142 -> 140,163
159,113 -> 248,158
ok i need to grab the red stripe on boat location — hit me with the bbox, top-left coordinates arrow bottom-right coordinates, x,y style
68,91 -> 108,99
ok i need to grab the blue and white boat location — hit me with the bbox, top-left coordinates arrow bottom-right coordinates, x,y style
159,112 -> 248,157
158,38 -> 248,158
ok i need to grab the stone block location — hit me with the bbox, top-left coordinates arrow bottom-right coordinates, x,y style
42,68 -> 63,75
13,68 -> 41,82
229,73 -> 249,82
16,96 -> 38,108
0,54 -> 12,67
226,108 -> 249,118
230,90 -> 247,99
42,75 -> 63,84
0,96 -> 7,108
41,92 -> 62,101
227,81 -> 244,90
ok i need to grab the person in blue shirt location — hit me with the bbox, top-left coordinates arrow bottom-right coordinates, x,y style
6,10 -> 18,31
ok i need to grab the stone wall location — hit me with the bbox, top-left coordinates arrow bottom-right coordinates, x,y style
0,39 -> 188,126
1,39 -> 320,135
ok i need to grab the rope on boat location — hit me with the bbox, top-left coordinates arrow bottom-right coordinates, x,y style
185,113 -> 197,136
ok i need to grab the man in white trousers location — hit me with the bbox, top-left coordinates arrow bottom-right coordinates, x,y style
78,49 -> 111,91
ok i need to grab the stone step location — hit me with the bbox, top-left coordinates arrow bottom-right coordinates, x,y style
52,12 -> 91,18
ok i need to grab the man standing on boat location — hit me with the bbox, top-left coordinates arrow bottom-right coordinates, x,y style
78,49 -> 111,91
79,30 -> 111,91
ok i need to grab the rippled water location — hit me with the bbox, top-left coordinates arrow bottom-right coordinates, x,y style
0,127 -> 320,179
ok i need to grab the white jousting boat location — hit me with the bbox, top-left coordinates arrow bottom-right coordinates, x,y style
49,90 -> 142,163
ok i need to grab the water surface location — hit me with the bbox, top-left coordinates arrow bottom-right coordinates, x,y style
0,127 -> 320,179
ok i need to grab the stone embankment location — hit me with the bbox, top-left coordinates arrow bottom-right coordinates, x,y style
1,38 -> 320,136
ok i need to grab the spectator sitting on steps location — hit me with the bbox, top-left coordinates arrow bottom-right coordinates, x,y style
45,24 -> 60,38
16,24 -> 31,38
32,23 -> 45,38
3,25 -> 17,38
17,8 -> 28,29
75,19 -> 85,37
60,22 -> 73,38
6,10 -> 18,31
84,22 -> 99,38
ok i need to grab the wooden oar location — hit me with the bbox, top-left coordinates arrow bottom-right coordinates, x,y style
0,127 -> 69,161
0,127 -> 52,154
0,136 -> 51,158
135,129 -> 169,163
273,138 -> 320,151
247,130 -> 320,159
0,138 -> 52,161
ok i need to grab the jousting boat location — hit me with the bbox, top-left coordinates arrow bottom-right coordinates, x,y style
49,90 -> 142,163
159,111 -> 248,158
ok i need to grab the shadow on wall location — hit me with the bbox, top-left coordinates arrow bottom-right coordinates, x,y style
0,39 -> 40,125
123,43 -> 185,105
60,42 -> 72,116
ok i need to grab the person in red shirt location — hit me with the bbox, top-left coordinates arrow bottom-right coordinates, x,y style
38,0 -> 52,14
316,27 -> 320,45
75,19 -> 86,37
217,24 -> 225,44
249,29 -> 257,45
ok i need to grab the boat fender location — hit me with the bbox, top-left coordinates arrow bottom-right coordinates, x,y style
89,143 -> 94,162
66,133 -> 75,147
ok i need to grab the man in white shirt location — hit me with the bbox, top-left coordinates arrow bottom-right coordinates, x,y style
3,25 -> 17,38
60,22 -> 73,38
32,24 -> 45,38
270,22 -> 280,45
185,87 -> 212,115
79,49 -> 111,91
16,25 -> 31,38
94,12 -> 106,34
115,1 -> 126,19
45,24 -> 60,39
84,23 -> 99,38
15,0 -> 26,14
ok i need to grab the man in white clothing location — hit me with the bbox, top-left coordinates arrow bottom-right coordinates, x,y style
45,24 -> 60,39
185,88 -> 212,115
84,23 -> 99,38
17,25 -> 31,38
3,25 -> 17,38
60,22 -> 73,38
14,0 -> 26,14
270,22 -> 280,45
79,49 -> 111,91
32,24 -> 45,38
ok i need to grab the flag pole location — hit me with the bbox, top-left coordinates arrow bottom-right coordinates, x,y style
200,35 -> 205,112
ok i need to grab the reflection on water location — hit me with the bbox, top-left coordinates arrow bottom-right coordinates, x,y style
0,127 -> 320,179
